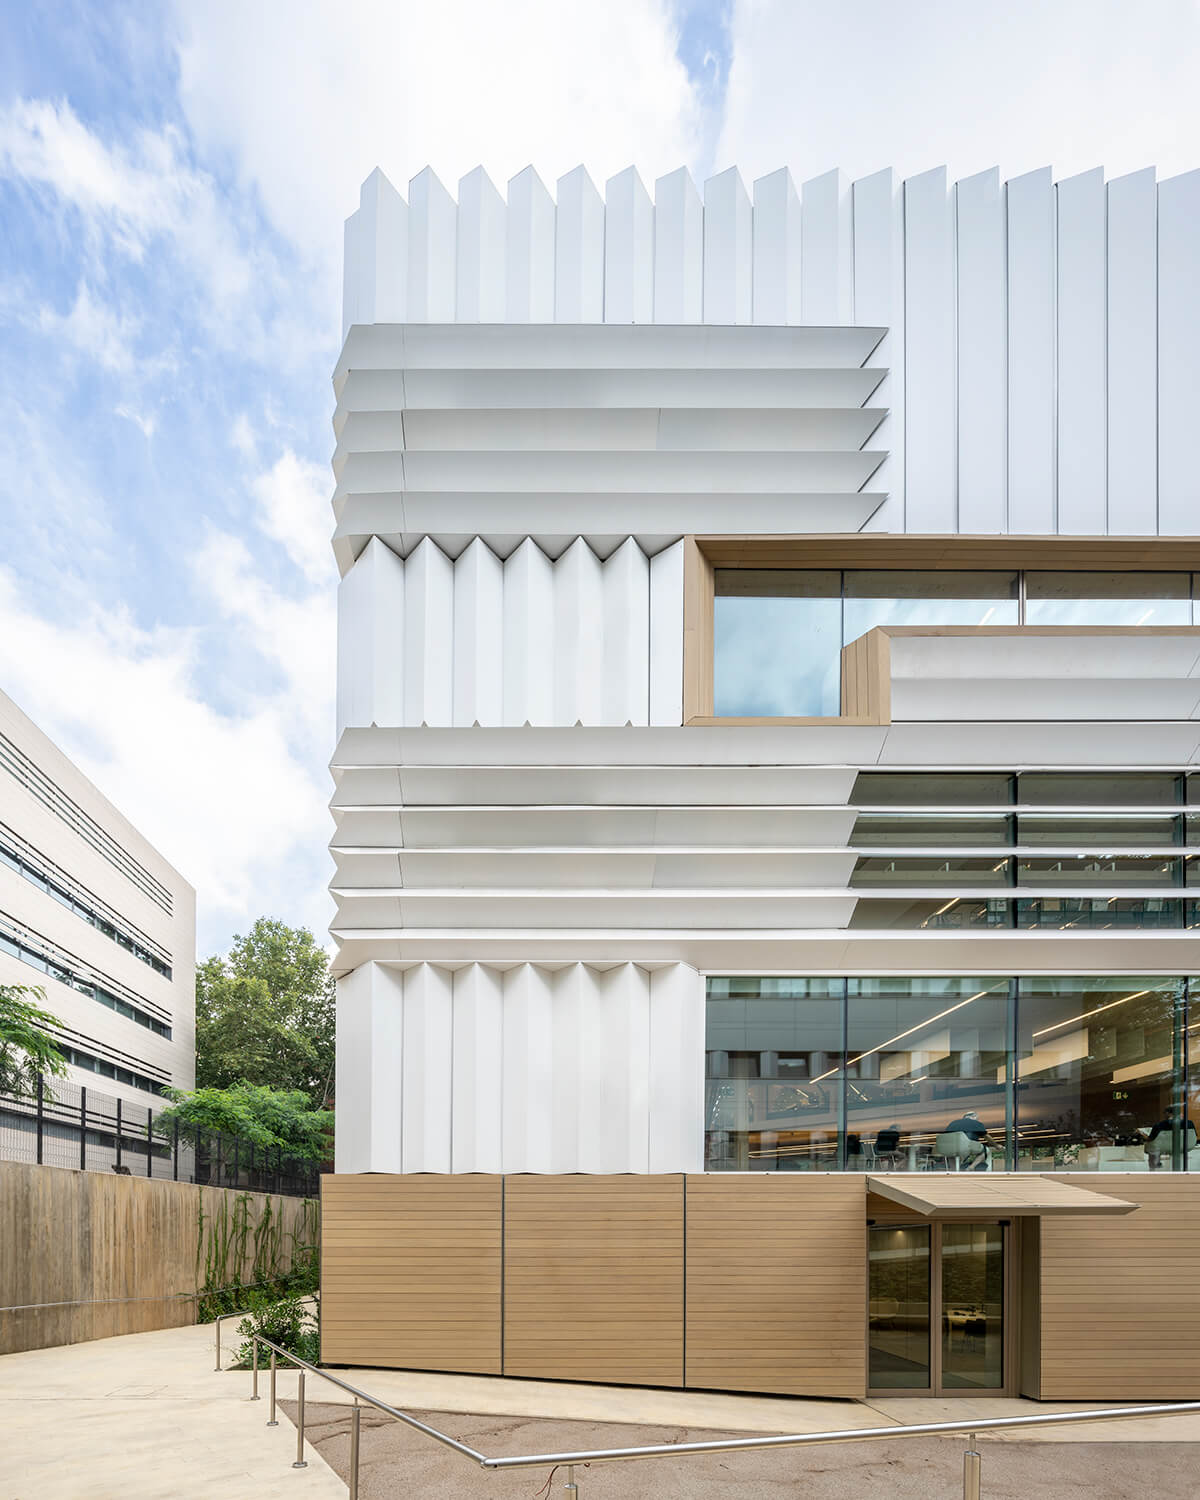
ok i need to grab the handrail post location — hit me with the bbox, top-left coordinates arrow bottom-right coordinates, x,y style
564,1462 -> 578,1498
251,1337 -> 260,1400
268,1348 -> 278,1425
293,1369 -> 308,1467
349,1400 -> 361,1500
963,1433 -> 981,1500
214,1313 -> 222,1372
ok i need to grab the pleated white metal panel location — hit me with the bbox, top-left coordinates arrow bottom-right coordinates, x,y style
1158,169 -> 1200,535
334,959 -> 703,1174
336,536 -> 405,736
456,165 -> 506,323
1006,167 -> 1056,534
903,167 -> 956,532
955,168 -> 1006,535
752,167 -> 801,326
653,166 -> 703,323
1107,168 -> 1158,535
604,166 -> 653,324
703,166 -> 752,325
801,168 -> 853,325
506,166 -> 555,323
555,166 -> 605,323
407,168 -> 457,324
1056,168 -> 1107,535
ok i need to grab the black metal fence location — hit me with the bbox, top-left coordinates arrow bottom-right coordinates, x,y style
0,1073 -> 320,1198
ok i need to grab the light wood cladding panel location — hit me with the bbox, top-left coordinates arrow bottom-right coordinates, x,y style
503,1174 -> 684,1386
1037,1175 -> 1200,1399
699,534 -> 1200,570
686,1175 -> 867,1397
682,538 -> 714,721
321,1174 -> 502,1373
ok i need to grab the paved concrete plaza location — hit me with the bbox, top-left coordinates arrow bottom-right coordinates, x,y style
1,1319 -> 1197,1498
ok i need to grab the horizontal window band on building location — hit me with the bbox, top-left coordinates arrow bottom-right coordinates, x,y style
54,1044 -> 169,1096
42,1013 -> 171,1095
0,730 -> 172,914
852,770 -> 1200,807
0,912 -> 171,1037
849,897 -> 1200,929
706,974 -> 1199,1176
0,821 -> 171,977
682,535 -> 1200,722
852,855 -> 1199,887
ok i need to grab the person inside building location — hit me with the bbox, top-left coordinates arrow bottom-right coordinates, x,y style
874,1123 -> 902,1162
1146,1104 -> 1197,1169
943,1109 -> 992,1171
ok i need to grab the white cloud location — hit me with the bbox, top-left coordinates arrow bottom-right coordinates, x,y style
0,569 -> 332,949
172,0 -> 703,308
115,404 -> 156,440
249,450 -> 334,586
716,0 -> 1200,187
40,284 -> 139,372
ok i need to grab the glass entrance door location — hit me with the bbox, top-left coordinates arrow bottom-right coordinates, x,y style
869,1221 -> 1007,1394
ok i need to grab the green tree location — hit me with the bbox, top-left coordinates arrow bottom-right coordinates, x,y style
0,983 -> 67,1098
196,918 -> 335,1103
154,1083 -> 333,1163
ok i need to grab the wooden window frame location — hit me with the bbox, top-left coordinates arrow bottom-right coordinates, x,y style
683,534 -> 1200,726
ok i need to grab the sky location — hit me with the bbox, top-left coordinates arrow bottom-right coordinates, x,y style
0,0 -> 1196,958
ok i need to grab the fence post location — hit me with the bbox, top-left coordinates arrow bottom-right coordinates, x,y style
293,1369 -> 307,1468
35,1074 -> 44,1165
196,1123 -> 202,1184
214,1131 -> 222,1188
146,1108 -> 153,1178
115,1097 -> 122,1171
173,1116 -> 179,1180
79,1085 -> 87,1171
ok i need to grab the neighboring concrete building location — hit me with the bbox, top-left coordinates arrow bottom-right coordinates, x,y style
0,688 -> 195,1107
323,162 -> 1200,1401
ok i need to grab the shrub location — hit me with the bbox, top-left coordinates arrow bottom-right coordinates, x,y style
232,1292 -> 320,1368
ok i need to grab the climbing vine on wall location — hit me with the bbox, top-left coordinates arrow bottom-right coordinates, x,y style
195,1189 -> 319,1320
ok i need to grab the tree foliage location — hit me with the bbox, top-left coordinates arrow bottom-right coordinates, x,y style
196,918 -> 335,1103
0,983 -> 67,1098
155,1083 -> 334,1162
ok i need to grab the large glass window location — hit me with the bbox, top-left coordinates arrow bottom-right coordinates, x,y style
852,813 -> 1013,847
852,857 -> 1012,887
1025,571 -> 1192,626
843,570 -> 1018,642
705,975 -> 1200,1172
845,978 -> 1010,1171
1014,977 -> 1184,1171
713,571 -> 841,717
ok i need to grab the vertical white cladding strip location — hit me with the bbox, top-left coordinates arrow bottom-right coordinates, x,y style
407,168 -> 457,322
1006,168 -> 1056,533
1056,168 -> 1107,535
703,167 -> 752,324
1157,169 -> 1200,535
649,540 -> 684,726
853,168 -> 903,531
550,964 -> 586,1172
335,962 -> 404,1173
955,168 -> 1007,534
452,538 -> 504,726
602,538 -> 650,725
553,538 -> 605,724
604,166 -> 654,323
502,539 -> 555,725
451,965 -> 503,1172
555,166 -> 605,323
1107,168 -> 1158,534
801,168 -> 853,325
502,964 -> 554,1172
336,537 -> 405,733
595,963 -> 651,1173
401,963 -> 453,1172
506,167 -> 556,323
456,167 -> 506,322
904,167 -> 957,531
342,168 -> 407,338
752,167 -> 801,325
648,964 -> 705,1173
653,166 -> 703,323
402,538 -> 454,725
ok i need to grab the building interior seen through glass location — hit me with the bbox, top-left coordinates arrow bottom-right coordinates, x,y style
846,771 -> 1200,931
705,976 -> 1197,1173
713,570 -> 1199,717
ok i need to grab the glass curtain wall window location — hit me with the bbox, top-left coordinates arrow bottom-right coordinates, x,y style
706,976 -> 1197,1173
713,572 -> 1199,718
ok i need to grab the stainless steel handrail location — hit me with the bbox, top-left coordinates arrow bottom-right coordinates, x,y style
242,1334 -> 1200,1498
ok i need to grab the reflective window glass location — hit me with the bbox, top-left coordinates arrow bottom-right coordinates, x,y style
852,857 -> 1012,888
1025,571 -> 1191,625
1015,977 -> 1183,1171
852,813 -> 1013,847
705,978 -> 844,1172
869,1226 -> 931,1388
714,572 -> 841,716
1018,813 -> 1182,847
849,899 -> 1013,930
1017,773 -> 1183,807
846,977 -> 1010,1172
1016,855 -> 1181,887
843,570 -> 1018,643
1016,897 -> 1184,928
853,773 -> 1014,807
